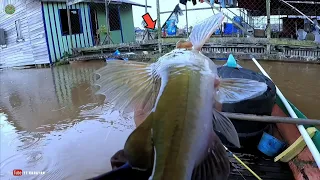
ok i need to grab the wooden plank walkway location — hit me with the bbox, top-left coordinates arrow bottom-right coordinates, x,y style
68,52 -> 167,63
68,37 -> 320,64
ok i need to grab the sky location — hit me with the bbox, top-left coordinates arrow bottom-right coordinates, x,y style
131,0 -> 243,29
0,0 -> 276,29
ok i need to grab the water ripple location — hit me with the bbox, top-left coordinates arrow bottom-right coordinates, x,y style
0,150 -> 57,179
0,153 -> 24,171
9,132 -> 43,150
24,151 -> 44,168
35,168 -> 67,180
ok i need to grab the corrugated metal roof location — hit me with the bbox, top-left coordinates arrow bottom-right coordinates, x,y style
40,0 -> 151,8
281,16 -> 320,20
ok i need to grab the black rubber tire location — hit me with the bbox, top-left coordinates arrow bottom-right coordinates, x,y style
217,66 -> 276,148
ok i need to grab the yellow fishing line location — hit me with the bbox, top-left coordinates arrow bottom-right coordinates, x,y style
224,145 -> 263,180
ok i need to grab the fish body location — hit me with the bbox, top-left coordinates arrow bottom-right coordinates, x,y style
94,12 -> 268,180
145,49 -> 228,180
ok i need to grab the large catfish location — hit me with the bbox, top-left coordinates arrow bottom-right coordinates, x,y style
94,12 -> 267,180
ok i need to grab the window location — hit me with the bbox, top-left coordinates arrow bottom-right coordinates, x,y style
59,9 -> 82,35
0,28 -> 6,48
108,7 -> 121,31
15,19 -> 24,42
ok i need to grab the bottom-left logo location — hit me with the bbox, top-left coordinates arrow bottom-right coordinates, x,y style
13,169 -> 23,176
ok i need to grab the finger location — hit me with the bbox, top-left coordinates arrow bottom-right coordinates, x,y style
214,77 -> 220,88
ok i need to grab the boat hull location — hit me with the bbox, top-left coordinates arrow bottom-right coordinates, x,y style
272,97 -> 320,180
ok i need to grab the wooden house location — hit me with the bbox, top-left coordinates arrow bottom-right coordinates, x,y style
0,0 -> 147,68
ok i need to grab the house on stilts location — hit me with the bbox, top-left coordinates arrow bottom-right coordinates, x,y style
0,0 -> 147,68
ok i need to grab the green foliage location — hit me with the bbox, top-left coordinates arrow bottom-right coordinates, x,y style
54,51 -> 71,66
62,51 -> 72,59
98,25 -> 109,34
55,60 -> 69,66
150,56 -> 159,62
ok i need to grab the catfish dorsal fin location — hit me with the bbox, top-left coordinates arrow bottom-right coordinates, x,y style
124,114 -> 154,171
191,134 -> 230,180
189,12 -> 225,51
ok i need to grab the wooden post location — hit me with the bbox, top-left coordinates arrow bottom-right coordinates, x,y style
156,0 -> 162,53
185,3 -> 189,37
103,0 -> 113,44
105,0 -> 110,44
266,0 -> 271,54
145,0 -> 149,40
266,0 -> 271,39
66,0 -> 73,49
144,0 -> 148,16
118,5 -> 124,43
278,7 -> 281,36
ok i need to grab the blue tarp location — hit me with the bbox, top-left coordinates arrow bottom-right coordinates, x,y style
166,19 -> 177,36
224,16 -> 243,35
224,23 -> 235,34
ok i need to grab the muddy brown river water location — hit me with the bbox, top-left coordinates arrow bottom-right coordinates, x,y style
0,60 -> 319,180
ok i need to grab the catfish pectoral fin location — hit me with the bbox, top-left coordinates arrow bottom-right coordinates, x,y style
212,108 -> 240,148
191,134 -> 230,180
216,78 -> 267,104
124,114 -> 154,171
110,150 -> 127,169
94,60 -> 160,118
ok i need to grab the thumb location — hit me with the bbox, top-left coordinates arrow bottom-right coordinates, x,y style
214,77 -> 220,89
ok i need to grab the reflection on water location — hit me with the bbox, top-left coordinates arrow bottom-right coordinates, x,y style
0,61 -> 134,180
0,60 -> 319,179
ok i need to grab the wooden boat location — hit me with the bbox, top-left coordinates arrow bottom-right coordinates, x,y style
225,57 -> 320,180
227,97 -> 320,180
269,97 -> 320,180
99,86 -> 319,180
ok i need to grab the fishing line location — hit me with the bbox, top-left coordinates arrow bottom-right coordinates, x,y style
230,161 -> 246,180
104,129 -> 111,142
224,145 -> 262,180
